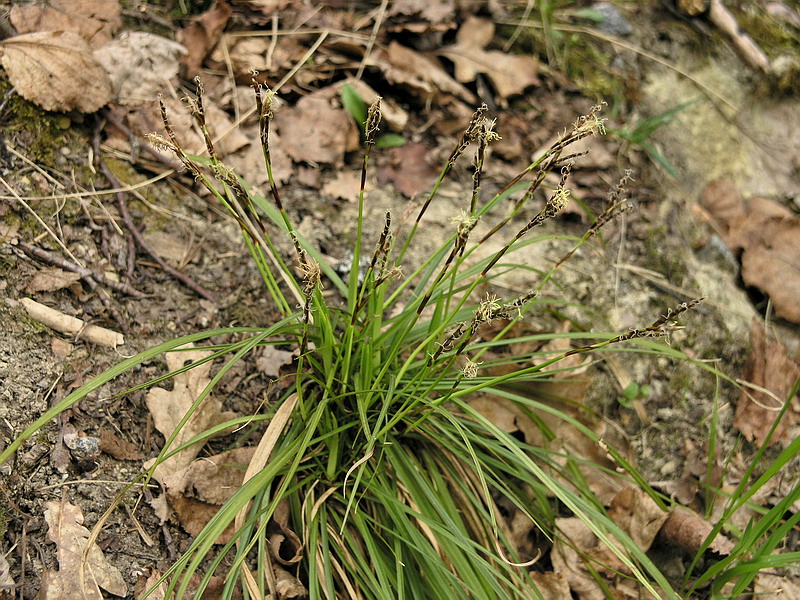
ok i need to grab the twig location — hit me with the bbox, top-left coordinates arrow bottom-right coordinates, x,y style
100,161 -> 216,302
355,0 -> 388,80
17,241 -> 147,299
20,298 -> 124,348
0,175 -> 84,267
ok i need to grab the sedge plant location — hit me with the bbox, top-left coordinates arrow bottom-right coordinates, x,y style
3,77 -> 733,600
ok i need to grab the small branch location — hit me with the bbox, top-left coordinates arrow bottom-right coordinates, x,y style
20,298 -> 124,348
17,241 -> 146,299
100,161 -> 217,302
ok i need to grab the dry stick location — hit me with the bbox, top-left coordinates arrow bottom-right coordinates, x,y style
355,0 -> 389,80
0,175 -> 85,267
100,162 -> 216,302
17,241 -> 147,299
20,298 -> 124,348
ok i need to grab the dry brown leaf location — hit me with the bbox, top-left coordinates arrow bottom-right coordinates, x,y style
754,572 -> 800,599
94,32 -> 186,105
529,572 -> 570,600
733,319 -> 800,446
388,0 -> 456,24
143,96 -> 249,157
213,35 -> 309,84
178,0 -> 233,78
322,170 -> 370,201
143,344 -> 238,491
376,142 -> 439,197
700,179 -> 746,229
370,41 -> 477,105
180,447 -> 256,505
38,501 -> 127,600
551,518 -> 606,600
730,197 -> 800,323
226,127 -> 293,189
275,88 -> 359,165
268,500 -> 303,565
341,78 -> 408,132
98,428 -> 143,461
438,17 -> 540,100
0,31 -> 113,113
25,268 -> 81,293
256,345 -> 295,378
469,386 -> 625,504
658,507 -> 734,556
0,552 -> 14,596
272,566 -> 306,599
701,181 -> 800,323
608,487 -> 668,552
10,0 -> 121,49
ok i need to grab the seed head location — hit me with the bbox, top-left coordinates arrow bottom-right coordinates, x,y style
461,358 -> 482,379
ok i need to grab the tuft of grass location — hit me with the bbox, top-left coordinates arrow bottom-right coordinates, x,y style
5,75 -> 795,600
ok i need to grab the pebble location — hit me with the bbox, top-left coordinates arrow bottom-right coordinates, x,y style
591,2 -> 633,36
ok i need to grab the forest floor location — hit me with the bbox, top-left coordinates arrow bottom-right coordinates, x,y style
1,1 -> 799,599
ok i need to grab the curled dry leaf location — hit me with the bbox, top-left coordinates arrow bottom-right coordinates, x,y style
608,487 -> 668,552
177,0 -> 233,78
94,32 -> 187,105
0,31 -> 113,113
438,16 -> 539,100
369,41 -> 477,105
733,319 -> 800,446
658,507 -> 734,555
38,501 -> 127,600
701,180 -> 800,323
10,0 -> 121,49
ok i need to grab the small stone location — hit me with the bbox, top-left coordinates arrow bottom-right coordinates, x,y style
591,2 -> 633,36
51,337 -> 74,357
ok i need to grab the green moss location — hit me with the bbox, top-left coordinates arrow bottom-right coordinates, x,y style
495,20 -> 630,104
732,3 -> 800,58
0,74 -> 88,167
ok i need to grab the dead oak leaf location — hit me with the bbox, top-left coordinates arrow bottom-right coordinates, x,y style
0,31 -> 113,113
438,16 -> 540,100
734,319 -> 800,446
729,197 -> 800,323
10,0 -> 121,49
38,501 -> 127,600
274,88 -> 359,166
143,345 -> 238,491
